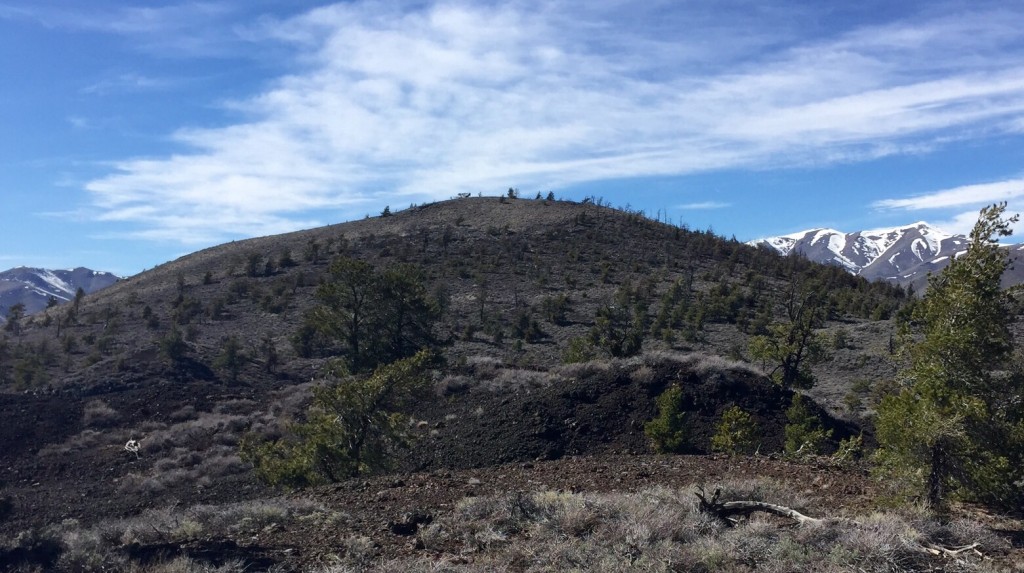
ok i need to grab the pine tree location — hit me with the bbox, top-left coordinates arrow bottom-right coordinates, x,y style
711,405 -> 758,454
784,394 -> 832,457
240,350 -> 433,487
645,385 -> 689,453
214,335 -> 245,383
589,282 -> 647,358
748,276 -> 830,389
875,203 -> 1024,508
297,257 -> 439,371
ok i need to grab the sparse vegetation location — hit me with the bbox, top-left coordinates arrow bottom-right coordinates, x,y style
3,197 -> 1020,571
214,335 -> 245,383
240,350 -> 434,487
588,282 -> 647,358
370,480 -> 1006,573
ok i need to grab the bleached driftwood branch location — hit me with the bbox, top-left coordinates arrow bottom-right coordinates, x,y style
695,487 -> 822,526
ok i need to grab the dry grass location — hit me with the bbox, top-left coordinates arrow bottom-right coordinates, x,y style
82,399 -> 121,428
1,499 -> 340,573
332,479 -> 1011,573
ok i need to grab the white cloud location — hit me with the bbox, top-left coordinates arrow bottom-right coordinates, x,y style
81,73 -> 172,95
678,201 -> 731,210
2,1 -> 247,57
79,1 -> 1024,244
872,178 -> 1024,210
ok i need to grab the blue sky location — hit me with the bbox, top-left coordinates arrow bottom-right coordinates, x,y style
3,0 -> 1024,276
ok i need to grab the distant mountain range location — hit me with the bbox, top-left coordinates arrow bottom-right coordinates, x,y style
750,222 -> 1024,289
0,267 -> 120,320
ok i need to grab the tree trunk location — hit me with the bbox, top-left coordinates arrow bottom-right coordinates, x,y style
927,441 -> 947,507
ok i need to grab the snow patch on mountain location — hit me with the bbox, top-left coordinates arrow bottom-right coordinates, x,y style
0,266 -> 120,320
749,222 -> 977,287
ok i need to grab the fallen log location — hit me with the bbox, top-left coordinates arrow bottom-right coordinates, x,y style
919,542 -> 984,559
695,487 -> 822,526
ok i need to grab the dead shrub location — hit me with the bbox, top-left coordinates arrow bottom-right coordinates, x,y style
82,399 -> 120,427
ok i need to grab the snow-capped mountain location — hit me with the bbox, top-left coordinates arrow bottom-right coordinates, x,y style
0,267 -> 120,321
750,222 -> 976,286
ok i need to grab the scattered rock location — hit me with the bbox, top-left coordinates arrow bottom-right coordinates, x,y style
388,512 -> 433,536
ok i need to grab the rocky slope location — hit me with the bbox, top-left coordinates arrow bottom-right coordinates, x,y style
0,197 -> 931,571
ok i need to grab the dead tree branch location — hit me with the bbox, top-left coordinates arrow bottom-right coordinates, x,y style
695,487 -> 822,526
918,542 -> 984,559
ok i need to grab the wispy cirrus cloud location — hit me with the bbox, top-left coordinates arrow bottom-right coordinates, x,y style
81,73 -> 174,95
77,0 -> 1024,244
872,178 -> 1024,210
873,178 -> 1024,234
1,1 -> 246,57
678,201 -> 731,210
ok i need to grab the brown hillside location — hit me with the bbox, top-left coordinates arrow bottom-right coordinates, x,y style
0,197 -> 922,570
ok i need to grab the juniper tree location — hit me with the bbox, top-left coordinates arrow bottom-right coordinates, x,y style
784,394 -> 831,457
296,257 -> 439,371
645,384 -> 689,453
875,203 -> 1024,508
240,350 -> 433,487
589,282 -> 647,358
3,303 -> 25,338
214,335 -> 245,383
748,276 -> 830,389
711,405 -> 759,455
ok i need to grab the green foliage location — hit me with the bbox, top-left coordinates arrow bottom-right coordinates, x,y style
295,257 -> 439,371
512,310 -> 543,342
832,434 -> 864,467
540,294 -> 571,325
748,277 -> 830,389
160,327 -> 187,364
711,405 -> 758,455
240,351 -> 433,488
749,326 -> 828,389
784,394 -> 832,457
12,354 -> 47,389
214,335 -> 246,383
875,203 -> 1024,508
261,335 -> 279,373
588,282 -> 647,358
303,239 -> 322,264
278,248 -> 297,268
645,385 -> 689,453
246,252 -> 263,277
4,303 -> 25,336
562,336 -> 598,364
172,297 -> 204,325
651,276 -> 705,341
831,327 -> 849,350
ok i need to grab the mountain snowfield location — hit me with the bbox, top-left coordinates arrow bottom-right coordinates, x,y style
750,222 -> 976,286
0,267 -> 120,320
